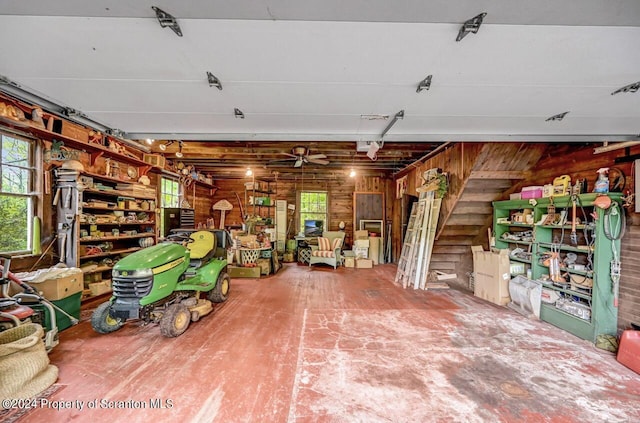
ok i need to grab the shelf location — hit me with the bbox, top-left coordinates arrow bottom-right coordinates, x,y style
161,169 -> 217,189
8,120 -> 156,169
82,206 -> 154,213
539,281 -> 592,300
541,303 -> 592,326
84,188 -> 156,200
498,239 -> 533,246
509,256 -> 531,264
82,265 -> 113,275
80,233 -> 155,242
496,222 -> 533,227
80,221 -> 154,226
79,247 -> 142,260
537,243 -> 593,253
538,224 -> 590,230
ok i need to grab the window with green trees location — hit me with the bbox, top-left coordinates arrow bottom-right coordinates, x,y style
160,177 -> 181,236
299,191 -> 328,234
0,133 -> 35,253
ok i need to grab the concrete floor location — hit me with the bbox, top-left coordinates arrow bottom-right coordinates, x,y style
21,263 -> 640,422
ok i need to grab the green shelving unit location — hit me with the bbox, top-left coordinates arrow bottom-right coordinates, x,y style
493,193 -> 623,342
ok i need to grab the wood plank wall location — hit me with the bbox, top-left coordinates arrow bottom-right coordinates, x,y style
529,143 -> 639,331
209,175 -> 389,249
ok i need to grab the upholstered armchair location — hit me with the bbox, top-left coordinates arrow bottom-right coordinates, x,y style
309,231 -> 345,269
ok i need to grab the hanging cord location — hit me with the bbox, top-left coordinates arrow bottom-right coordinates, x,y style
603,201 -> 624,307
604,201 -> 626,241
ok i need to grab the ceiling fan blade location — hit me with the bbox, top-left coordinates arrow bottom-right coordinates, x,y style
279,153 -> 298,158
268,157 -> 298,163
294,159 -> 303,168
306,154 -> 327,160
307,158 -> 330,165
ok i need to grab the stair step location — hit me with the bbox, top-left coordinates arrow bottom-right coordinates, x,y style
446,214 -> 490,226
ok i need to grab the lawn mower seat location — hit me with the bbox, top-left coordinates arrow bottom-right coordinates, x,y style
187,231 -> 216,262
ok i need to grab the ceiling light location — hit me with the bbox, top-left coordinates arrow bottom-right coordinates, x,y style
546,111 -> 569,122
611,81 -> 640,95
175,141 -> 184,158
456,12 -> 487,42
145,138 -> 155,145
416,75 -> 433,93
152,6 -> 182,37
349,168 -> 356,178
246,168 -> 253,177
207,72 -> 223,90
367,141 -> 380,161
158,140 -> 174,151
234,108 -> 245,119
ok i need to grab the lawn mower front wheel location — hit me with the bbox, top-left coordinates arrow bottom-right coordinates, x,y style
208,272 -> 230,303
91,302 -> 124,334
160,303 -> 191,337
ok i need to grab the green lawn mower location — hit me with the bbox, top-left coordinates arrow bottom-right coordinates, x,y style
91,229 -> 231,337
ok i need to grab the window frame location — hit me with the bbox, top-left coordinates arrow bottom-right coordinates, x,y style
0,131 -> 38,255
298,190 -> 329,235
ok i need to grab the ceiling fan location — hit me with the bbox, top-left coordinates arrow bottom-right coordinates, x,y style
278,146 -> 329,168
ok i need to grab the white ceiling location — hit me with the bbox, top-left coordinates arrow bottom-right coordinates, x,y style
0,1 -> 639,143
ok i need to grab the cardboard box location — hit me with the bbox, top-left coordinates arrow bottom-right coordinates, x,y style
354,239 -> 370,248
356,258 -> 373,268
28,269 -> 83,301
256,258 -> 271,275
353,246 -> 369,259
354,230 -> 369,240
471,246 -> 511,306
344,256 -> 355,268
89,281 -> 111,296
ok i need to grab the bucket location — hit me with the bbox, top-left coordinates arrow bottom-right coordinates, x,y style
227,250 -> 234,264
286,239 -> 296,252
507,275 -> 542,318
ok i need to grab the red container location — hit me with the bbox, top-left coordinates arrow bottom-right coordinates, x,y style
617,330 -> 640,374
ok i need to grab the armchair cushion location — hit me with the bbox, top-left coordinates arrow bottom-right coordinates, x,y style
318,237 -> 331,251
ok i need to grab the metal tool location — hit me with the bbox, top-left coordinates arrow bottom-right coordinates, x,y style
570,194 -> 578,245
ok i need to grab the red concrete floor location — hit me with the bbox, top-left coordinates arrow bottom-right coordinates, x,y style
15,263 -> 640,422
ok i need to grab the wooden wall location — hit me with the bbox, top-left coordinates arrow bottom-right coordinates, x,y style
391,143 -> 482,262
209,176 -> 391,248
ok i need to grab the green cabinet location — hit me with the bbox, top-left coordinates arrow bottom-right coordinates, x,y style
493,193 -> 623,342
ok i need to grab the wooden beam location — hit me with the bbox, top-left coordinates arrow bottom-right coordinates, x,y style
469,170 -> 528,179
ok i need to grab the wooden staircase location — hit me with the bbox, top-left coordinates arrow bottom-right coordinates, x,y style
424,143 -> 547,287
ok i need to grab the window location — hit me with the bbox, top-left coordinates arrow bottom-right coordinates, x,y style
161,177 -> 180,208
0,133 -> 36,254
299,191 -> 328,234
160,177 -> 181,237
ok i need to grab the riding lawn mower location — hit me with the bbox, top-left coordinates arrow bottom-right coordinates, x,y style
91,229 -> 231,337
